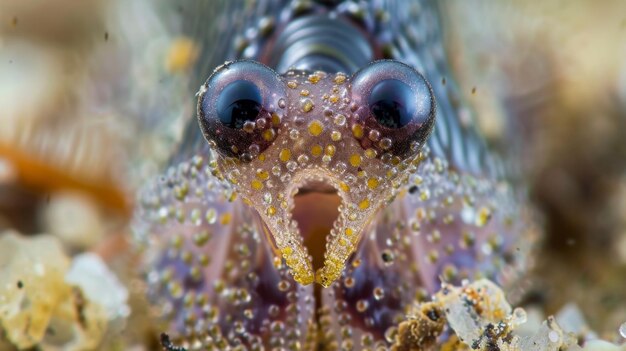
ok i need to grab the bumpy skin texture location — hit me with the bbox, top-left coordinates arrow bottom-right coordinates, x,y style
133,64 -> 534,349
197,60 -> 436,287
132,1 -> 537,349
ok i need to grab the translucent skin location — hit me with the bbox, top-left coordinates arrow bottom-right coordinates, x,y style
197,60 -> 436,287
133,61 -> 535,349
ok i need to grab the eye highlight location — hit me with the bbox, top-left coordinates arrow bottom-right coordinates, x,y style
349,60 -> 436,158
368,79 -> 418,129
216,80 -> 262,129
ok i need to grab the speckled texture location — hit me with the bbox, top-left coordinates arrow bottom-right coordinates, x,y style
132,67 -> 536,348
131,0 -> 539,349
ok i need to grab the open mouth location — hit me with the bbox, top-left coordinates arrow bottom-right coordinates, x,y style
292,183 -> 341,271
251,169 -> 384,287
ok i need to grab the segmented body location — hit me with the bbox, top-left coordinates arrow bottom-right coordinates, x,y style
133,1 -> 537,349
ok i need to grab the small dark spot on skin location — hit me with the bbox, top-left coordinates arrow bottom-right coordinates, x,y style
471,87 -> 477,94
177,5 -> 184,13
408,185 -> 418,194
17,281 -> 23,289
441,77 -> 446,85
46,327 -> 55,336
11,17 -> 18,27
381,251 -> 393,263
104,32 -> 109,41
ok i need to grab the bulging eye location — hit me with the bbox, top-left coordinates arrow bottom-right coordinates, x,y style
216,80 -> 263,129
368,79 -> 417,129
198,60 -> 285,160
350,60 -> 435,158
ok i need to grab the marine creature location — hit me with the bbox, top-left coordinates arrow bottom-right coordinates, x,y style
133,0 -> 538,349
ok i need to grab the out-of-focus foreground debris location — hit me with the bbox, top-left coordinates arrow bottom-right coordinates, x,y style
0,232 -> 129,350
392,280 -> 625,351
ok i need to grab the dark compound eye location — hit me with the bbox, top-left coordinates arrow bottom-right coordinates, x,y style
368,79 -> 416,129
216,80 -> 262,129
349,60 -> 436,157
197,60 -> 285,160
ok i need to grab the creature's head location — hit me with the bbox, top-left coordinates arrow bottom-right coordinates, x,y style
198,60 -> 435,286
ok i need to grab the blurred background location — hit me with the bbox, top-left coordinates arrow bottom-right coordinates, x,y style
0,0 -> 625,348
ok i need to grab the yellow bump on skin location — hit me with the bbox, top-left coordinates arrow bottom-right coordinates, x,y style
357,170 -> 366,178
331,131 -> 342,141
308,119 -> 324,136
349,154 -> 362,167
416,207 -> 426,221
273,256 -> 282,269
414,175 -> 423,185
262,129 -> 276,141
220,213 -> 232,225
300,89 -> 310,96
251,180 -> 264,190
345,227 -> 354,237
287,81 -> 297,89
329,94 -> 339,103
358,198 -> 370,210
266,206 -> 276,216
334,74 -> 346,84
365,148 -> 377,159
258,154 -> 266,162
302,99 -> 314,112
228,173 -> 239,185
427,250 -> 439,263
339,182 -> 350,192
310,145 -> 323,157
242,121 -> 255,133
325,145 -> 336,156
367,177 -> 379,189
308,74 -> 321,83
280,246 -> 292,255
171,234 -> 183,249
271,113 -> 281,126
279,149 -> 291,162
351,124 -> 364,139
256,169 -> 269,180
192,231 -> 211,247
476,207 -> 492,227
